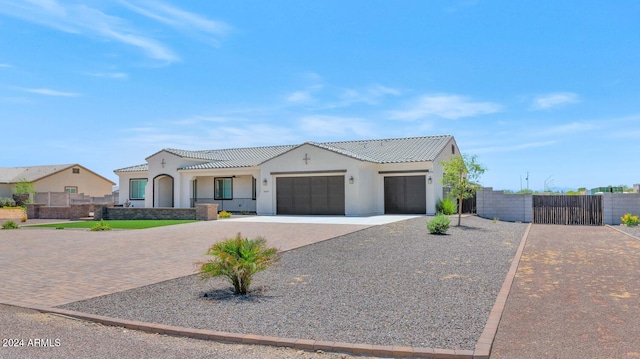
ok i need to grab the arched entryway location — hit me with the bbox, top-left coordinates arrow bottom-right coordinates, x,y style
153,174 -> 174,207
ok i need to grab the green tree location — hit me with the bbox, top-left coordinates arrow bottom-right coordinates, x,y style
196,233 -> 279,295
441,154 -> 486,226
13,178 -> 35,205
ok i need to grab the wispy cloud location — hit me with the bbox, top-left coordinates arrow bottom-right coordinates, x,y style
0,63 -> 12,68
389,94 -> 502,120
0,0 -> 229,63
20,87 -> 80,97
469,140 -> 557,154
86,72 -> 129,80
530,92 -> 580,110
298,115 -> 374,138
120,0 -> 231,45
534,121 -> 600,136
286,91 -> 315,104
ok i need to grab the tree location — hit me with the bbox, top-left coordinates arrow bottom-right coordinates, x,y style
13,178 -> 35,205
441,154 -> 486,226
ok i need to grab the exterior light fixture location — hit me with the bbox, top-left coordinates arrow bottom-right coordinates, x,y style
262,178 -> 268,186
349,176 -> 354,184
428,176 -> 432,184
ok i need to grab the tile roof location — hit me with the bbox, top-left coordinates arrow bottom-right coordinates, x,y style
0,164 -> 76,183
113,164 -> 149,173
119,135 -> 454,172
313,135 -> 453,163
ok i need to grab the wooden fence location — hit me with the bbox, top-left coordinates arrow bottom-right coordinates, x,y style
532,195 -> 603,225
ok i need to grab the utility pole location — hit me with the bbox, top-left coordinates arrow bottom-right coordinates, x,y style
525,172 -> 529,191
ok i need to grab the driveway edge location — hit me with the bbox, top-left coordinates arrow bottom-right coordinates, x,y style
473,223 -> 532,359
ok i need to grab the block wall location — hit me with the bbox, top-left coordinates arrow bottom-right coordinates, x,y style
477,188 -> 532,223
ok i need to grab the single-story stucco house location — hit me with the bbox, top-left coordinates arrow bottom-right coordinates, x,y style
0,164 -> 116,198
114,135 -> 460,216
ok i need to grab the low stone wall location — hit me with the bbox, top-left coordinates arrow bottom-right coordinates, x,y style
602,193 -> 640,225
94,204 -> 218,221
27,203 -> 95,220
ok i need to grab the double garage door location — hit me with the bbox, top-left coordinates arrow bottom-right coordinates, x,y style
276,175 -> 426,215
276,176 -> 345,215
384,175 -> 426,214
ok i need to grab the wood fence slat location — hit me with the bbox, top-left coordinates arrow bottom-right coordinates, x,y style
532,195 -> 602,226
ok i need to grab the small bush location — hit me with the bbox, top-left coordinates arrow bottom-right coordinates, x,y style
436,198 -> 457,215
90,220 -> 112,231
196,233 -> 279,295
1,220 -> 20,230
218,210 -> 232,218
0,197 -> 17,207
621,213 -> 639,227
427,214 -> 450,235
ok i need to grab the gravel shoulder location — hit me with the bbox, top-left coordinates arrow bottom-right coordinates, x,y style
61,216 -> 528,351
0,304 -> 352,359
614,224 -> 640,239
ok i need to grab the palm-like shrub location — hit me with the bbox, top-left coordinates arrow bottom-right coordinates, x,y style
427,214 -> 451,235
197,233 -> 279,295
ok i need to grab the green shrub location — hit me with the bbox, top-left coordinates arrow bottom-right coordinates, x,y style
90,220 -> 112,231
0,197 -> 16,207
218,210 -> 232,218
427,214 -> 451,235
197,233 -> 279,295
1,220 -> 20,230
436,198 -> 457,215
621,213 -> 639,227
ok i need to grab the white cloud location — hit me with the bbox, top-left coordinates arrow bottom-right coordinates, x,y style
86,72 -> 128,79
286,91 -> 314,104
530,92 -> 580,110
469,140 -> 557,154
0,63 -> 12,68
20,87 -> 80,97
298,115 -> 374,138
389,94 -> 502,120
534,121 -> 600,136
0,0 -> 231,63
119,0 -> 231,45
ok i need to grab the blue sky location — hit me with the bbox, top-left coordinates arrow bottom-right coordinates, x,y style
1,0 -> 638,191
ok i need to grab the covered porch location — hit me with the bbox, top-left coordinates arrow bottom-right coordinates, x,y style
189,172 -> 258,213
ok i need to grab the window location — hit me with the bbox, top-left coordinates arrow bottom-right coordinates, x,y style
451,144 -> 456,155
64,186 -> 78,194
252,177 -> 257,200
72,168 -> 80,174
214,178 -> 233,200
130,179 -> 147,200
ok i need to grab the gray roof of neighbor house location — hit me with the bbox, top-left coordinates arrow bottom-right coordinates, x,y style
114,135 -> 454,172
0,164 -> 116,184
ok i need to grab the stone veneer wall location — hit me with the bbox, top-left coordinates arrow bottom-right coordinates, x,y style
94,204 -> 218,221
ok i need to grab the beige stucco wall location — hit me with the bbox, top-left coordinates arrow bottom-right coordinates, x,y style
0,184 -> 13,198
116,170 -> 148,207
33,166 -> 114,197
259,144 -> 384,216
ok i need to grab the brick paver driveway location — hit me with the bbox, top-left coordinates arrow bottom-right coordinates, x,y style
0,220 -> 370,307
491,225 -> 640,359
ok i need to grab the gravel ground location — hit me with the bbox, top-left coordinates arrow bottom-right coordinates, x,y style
61,216 -> 528,351
0,304 -> 356,359
615,224 -> 640,238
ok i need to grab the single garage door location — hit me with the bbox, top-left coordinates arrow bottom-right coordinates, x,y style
384,175 -> 426,214
277,176 -> 345,215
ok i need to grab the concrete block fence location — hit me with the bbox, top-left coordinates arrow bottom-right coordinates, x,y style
477,188 -> 640,225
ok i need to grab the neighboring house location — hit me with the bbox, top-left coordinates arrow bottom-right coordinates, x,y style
0,164 -> 116,198
114,135 -> 461,216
